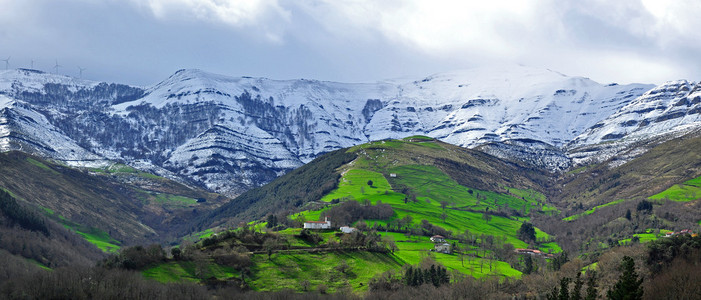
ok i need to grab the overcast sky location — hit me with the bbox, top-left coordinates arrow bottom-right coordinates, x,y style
1,0 -> 699,86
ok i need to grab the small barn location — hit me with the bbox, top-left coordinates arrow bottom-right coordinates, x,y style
339,226 -> 356,234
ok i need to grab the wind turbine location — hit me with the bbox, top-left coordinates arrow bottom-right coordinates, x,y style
31,59 -> 34,69
54,60 -> 61,74
2,56 -> 9,70
78,66 -> 86,78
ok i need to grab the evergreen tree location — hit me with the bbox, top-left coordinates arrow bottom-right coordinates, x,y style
429,265 -> 439,286
523,255 -> 533,274
265,214 -> 278,228
414,268 -> 423,286
607,256 -> 643,300
552,251 -> 570,271
518,222 -> 537,242
585,271 -> 598,300
558,277 -> 571,300
405,266 -> 414,286
571,272 -> 583,300
424,267 -> 432,285
439,266 -> 450,285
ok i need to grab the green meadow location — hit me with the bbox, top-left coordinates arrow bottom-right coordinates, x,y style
42,207 -> 121,253
562,199 -> 626,221
310,164 -> 556,251
250,251 -> 404,293
143,260 -> 238,283
648,175 -> 701,202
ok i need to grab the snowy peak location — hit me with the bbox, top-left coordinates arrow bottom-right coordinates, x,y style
569,80 -> 701,147
565,80 -> 701,167
365,66 -> 652,147
1,65 -> 694,197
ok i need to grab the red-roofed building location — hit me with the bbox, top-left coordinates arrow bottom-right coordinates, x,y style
303,217 -> 331,229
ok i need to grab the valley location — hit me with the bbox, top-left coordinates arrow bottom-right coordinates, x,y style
0,66 -> 699,299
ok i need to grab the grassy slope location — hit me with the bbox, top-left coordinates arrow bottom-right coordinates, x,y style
144,261 -> 238,283
0,151 -> 219,248
545,132 -> 701,255
556,133 -> 701,208
250,251 -> 404,293
37,206 -> 121,253
648,175 -> 701,202
194,148 -> 358,231
303,164 -> 554,248
562,199 -> 626,221
151,137 -> 559,291
287,138 -> 559,284
160,134 -> 701,291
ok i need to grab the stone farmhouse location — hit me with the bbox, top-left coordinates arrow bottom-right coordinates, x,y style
435,243 -> 451,254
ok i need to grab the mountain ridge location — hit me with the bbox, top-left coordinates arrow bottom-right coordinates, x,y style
2,66 -> 699,197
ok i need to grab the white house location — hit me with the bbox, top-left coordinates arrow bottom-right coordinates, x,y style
304,217 -> 331,229
339,226 -> 356,234
430,235 -> 446,243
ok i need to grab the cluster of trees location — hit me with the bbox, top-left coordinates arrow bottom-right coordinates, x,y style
403,265 -> 450,287
297,229 -> 323,245
417,219 -> 452,238
646,228 -> 701,272
546,255 -> 644,300
644,234 -> 701,299
322,200 -> 393,227
199,225 -> 284,251
367,262 -> 519,299
0,262 -> 217,299
546,272 -> 598,300
101,244 -> 166,270
0,189 -> 49,236
336,230 -> 395,252
366,215 -> 451,240
518,222 -> 536,243
532,196 -> 699,255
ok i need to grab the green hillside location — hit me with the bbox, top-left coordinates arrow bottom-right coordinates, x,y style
648,175 -> 701,202
542,133 -> 701,256
0,151 -> 227,270
151,136 -> 562,291
3,132 -> 701,298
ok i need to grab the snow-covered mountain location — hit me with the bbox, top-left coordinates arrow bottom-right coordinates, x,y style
567,80 -> 701,166
2,66 -> 697,196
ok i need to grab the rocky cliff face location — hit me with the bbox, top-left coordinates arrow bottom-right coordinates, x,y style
2,67 -> 698,196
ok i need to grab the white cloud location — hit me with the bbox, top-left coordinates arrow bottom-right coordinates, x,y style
291,0 -> 701,83
131,0 -> 291,42
296,0 -> 550,57
1,0 -> 699,85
